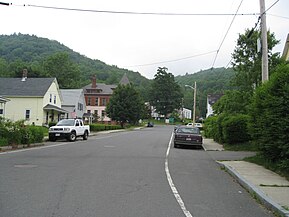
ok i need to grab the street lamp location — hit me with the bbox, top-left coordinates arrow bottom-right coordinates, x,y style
185,82 -> 197,126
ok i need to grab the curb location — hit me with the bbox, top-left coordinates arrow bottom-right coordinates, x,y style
217,161 -> 289,217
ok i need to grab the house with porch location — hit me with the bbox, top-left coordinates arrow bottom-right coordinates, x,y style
0,96 -> 10,118
0,72 -> 67,126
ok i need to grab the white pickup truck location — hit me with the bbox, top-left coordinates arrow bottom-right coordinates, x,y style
49,119 -> 90,142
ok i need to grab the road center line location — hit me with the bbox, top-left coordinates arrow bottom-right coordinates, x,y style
165,132 -> 194,217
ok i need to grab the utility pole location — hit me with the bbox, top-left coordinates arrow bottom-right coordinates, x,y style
260,0 -> 269,82
193,81 -> 197,126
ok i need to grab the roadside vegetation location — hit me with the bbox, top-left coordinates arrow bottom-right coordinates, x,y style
203,29 -> 289,179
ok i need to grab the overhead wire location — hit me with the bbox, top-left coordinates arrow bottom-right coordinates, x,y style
211,0 -> 244,69
124,50 -> 218,68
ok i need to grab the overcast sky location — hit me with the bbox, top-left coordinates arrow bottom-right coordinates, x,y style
1,0 -> 288,79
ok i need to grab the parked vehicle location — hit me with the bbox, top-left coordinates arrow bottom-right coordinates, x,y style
186,122 -> 203,129
147,122 -> 154,127
49,119 -> 90,142
174,126 -> 203,148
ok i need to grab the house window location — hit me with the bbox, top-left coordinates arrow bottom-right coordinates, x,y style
54,95 -> 56,104
88,97 -> 91,106
87,110 -> 91,114
0,109 -> 3,115
25,110 -> 30,120
78,103 -> 83,111
101,110 -> 106,117
95,98 -> 99,106
101,98 -> 107,106
49,94 -> 52,103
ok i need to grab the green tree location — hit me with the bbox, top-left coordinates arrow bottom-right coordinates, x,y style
249,63 -> 289,169
231,29 -> 280,92
213,90 -> 251,115
42,52 -> 81,88
149,67 -> 183,118
106,84 -> 144,127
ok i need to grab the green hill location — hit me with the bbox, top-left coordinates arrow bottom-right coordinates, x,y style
0,33 -> 150,89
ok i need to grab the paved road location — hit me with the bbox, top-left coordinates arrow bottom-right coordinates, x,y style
0,126 -> 273,217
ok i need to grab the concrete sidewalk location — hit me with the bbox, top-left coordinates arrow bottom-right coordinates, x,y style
203,139 -> 289,216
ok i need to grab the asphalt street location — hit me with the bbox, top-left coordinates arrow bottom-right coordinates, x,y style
0,125 -> 274,217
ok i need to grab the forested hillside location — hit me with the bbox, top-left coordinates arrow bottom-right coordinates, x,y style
175,67 -> 236,118
0,33 -> 150,92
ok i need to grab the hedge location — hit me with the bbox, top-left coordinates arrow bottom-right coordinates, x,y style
90,124 -> 122,132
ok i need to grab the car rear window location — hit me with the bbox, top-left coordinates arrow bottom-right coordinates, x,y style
177,127 -> 199,134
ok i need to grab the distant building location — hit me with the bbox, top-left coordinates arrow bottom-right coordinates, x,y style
206,93 -> 223,118
282,33 -> 289,61
180,108 -> 192,120
83,73 -> 130,122
60,89 -> 86,119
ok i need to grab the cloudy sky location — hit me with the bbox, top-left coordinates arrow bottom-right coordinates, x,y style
1,0 -> 288,79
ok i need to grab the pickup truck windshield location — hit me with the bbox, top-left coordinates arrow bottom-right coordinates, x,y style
56,119 -> 75,126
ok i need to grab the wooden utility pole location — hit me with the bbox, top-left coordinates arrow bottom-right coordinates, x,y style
260,0 -> 269,82
193,81 -> 197,126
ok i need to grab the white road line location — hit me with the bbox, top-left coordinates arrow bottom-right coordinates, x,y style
165,132 -> 194,217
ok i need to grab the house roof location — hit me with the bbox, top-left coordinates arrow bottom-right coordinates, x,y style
43,104 -> 68,113
61,89 -> 84,106
207,94 -> 224,106
119,73 -> 130,85
0,96 -> 10,103
0,77 -> 56,97
83,83 -> 117,95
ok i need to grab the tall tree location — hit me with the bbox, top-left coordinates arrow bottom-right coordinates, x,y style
42,52 -> 81,88
231,29 -> 280,92
106,84 -> 144,127
149,67 -> 183,118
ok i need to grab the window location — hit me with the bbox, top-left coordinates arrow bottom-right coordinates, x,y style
49,94 -> 52,103
0,109 -> 3,115
101,98 -> 107,106
88,97 -> 91,106
54,95 -> 56,104
87,110 -> 91,114
25,110 -> 30,120
78,103 -> 83,111
95,98 -> 99,106
101,110 -> 106,117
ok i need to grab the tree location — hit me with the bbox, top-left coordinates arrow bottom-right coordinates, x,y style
149,67 -> 183,118
106,84 -> 144,127
231,29 -> 280,92
42,52 -> 81,88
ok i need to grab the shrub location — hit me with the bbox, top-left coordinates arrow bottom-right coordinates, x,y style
249,63 -> 289,167
28,126 -> 45,143
222,114 -> 250,144
90,124 -> 122,132
204,116 -> 218,138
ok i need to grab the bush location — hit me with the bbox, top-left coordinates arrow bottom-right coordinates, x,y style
204,116 -> 218,138
28,126 -> 45,143
249,64 -> 289,167
90,124 -> 122,132
222,114 -> 250,144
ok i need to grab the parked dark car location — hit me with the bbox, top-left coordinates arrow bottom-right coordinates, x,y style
147,122 -> 154,127
174,126 -> 203,148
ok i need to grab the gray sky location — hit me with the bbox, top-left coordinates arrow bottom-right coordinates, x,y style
1,0 -> 288,79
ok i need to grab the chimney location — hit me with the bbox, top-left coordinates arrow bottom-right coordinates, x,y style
91,75 -> 96,88
21,69 -> 28,82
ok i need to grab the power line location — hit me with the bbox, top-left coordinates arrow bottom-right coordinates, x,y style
268,13 -> 289,20
124,50 -> 217,68
211,0 -> 244,68
8,3 -> 257,16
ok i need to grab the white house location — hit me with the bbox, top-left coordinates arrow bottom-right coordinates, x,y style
0,96 -> 10,118
0,72 -> 67,126
206,94 -> 223,118
60,89 -> 86,119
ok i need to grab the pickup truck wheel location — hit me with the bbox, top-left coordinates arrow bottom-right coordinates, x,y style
83,131 -> 88,140
68,131 -> 76,142
49,136 -> 56,142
